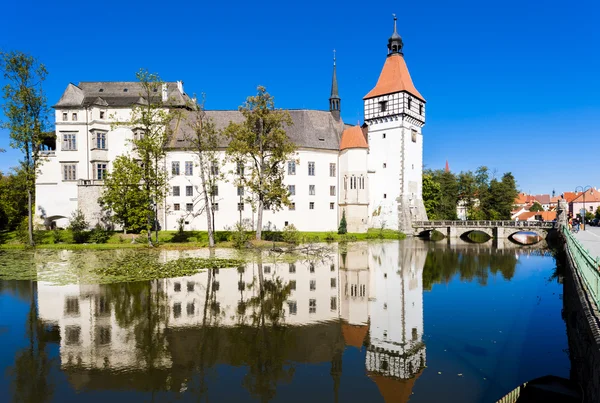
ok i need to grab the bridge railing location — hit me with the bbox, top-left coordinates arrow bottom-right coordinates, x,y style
562,225 -> 600,310
413,220 -> 556,229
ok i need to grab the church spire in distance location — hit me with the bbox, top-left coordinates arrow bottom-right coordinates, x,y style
388,14 -> 404,56
329,49 -> 341,120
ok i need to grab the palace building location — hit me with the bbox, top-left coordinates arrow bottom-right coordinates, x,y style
35,17 -> 428,233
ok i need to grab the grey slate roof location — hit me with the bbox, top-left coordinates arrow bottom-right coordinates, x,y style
54,81 -> 191,108
169,109 -> 344,151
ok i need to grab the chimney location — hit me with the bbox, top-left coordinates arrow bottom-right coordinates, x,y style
161,83 -> 168,102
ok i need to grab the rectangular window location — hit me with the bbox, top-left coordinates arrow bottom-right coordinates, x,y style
96,326 -> 111,345
309,185 -> 315,195
72,113 -> 78,121
185,161 -> 193,176
237,186 -> 244,196
212,202 -> 219,211
172,161 -> 180,175
186,186 -> 193,197
238,202 -> 244,211
288,185 -> 295,196
288,301 -> 297,315
330,185 -> 336,196
330,202 -> 335,210
186,203 -> 193,212
187,303 -> 195,316
289,203 -> 295,211
174,282 -> 181,292
173,186 -> 180,196
211,185 -> 218,196
264,265 -> 271,274
411,129 -> 417,143
310,279 -> 316,291
236,161 -> 244,176
408,97 -> 412,110
419,104 -> 423,115
330,264 -> 335,272
290,280 -> 296,290
309,202 -> 315,210
289,263 -> 296,273
309,299 -> 316,314
331,278 -> 337,288
173,303 -> 182,319
330,297 -> 337,311
288,161 -> 296,175
62,164 -> 77,181
96,132 -> 107,149
65,326 -> 81,345
95,162 -> 107,180
310,263 -> 315,273
308,162 -> 315,176
100,111 -> 105,119
187,282 -> 194,292
62,132 -> 77,150
329,163 -> 336,177
65,297 -> 80,316
210,164 -> 219,176
62,112 -> 67,121
174,203 -> 180,211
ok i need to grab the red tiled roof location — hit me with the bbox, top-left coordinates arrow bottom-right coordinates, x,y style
571,188 -> 600,203
563,192 -> 578,203
340,125 -> 368,150
342,323 -> 369,349
363,54 -> 425,101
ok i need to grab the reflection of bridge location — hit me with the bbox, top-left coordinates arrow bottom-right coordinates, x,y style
413,220 -> 557,240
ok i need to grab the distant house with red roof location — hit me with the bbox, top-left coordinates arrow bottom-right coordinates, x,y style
570,188 -> 600,218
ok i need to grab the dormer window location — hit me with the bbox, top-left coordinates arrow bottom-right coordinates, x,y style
379,101 -> 387,112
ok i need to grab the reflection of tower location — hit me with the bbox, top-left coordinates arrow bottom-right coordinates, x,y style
366,240 -> 427,403
339,245 -> 370,349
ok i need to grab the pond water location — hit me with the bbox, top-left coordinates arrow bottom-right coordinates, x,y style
0,240 -> 569,402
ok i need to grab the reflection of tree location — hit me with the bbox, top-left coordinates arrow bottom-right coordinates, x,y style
235,256 -> 294,402
9,281 -> 56,402
105,279 -> 169,390
422,249 -> 518,290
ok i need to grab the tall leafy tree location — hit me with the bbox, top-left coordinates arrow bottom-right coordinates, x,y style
457,171 -> 477,219
225,86 -> 296,240
422,171 -> 441,219
529,201 -> 543,212
99,155 -> 147,233
184,96 -> 223,247
0,51 -> 49,246
118,69 -> 178,246
0,167 -> 28,230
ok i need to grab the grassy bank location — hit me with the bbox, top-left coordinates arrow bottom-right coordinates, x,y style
0,228 -> 405,249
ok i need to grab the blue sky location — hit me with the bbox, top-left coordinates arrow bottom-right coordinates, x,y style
1,0 -> 598,195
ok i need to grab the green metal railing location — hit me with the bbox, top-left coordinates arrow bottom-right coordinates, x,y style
562,225 -> 600,309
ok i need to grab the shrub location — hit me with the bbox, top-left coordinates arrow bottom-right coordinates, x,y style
69,209 -> 89,243
215,231 -> 231,243
263,230 -> 283,242
324,232 -> 336,242
89,224 -> 111,244
51,228 -> 64,244
338,210 -> 347,234
282,224 -> 300,244
172,218 -> 190,243
230,221 -> 250,249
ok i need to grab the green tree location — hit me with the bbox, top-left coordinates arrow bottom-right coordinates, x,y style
529,201 -> 543,212
457,171 -> 477,218
338,210 -> 347,234
184,96 -> 223,247
0,168 -> 28,230
1,51 -> 49,246
69,208 -> 89,243
99,155 -> 147,233
434,170 -> 459,219
422,171 -> 442,219
119,69 -> 178,246
596,206 -> 600,220
225,86 -> 296,240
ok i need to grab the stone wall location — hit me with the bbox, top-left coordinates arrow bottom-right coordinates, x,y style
77,182 -> 105,229
562,239 -> 600,403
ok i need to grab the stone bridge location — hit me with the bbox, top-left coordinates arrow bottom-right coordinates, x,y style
412,220 -> 557,240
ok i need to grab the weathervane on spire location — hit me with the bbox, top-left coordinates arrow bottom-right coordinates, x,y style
333,49 -> 336,66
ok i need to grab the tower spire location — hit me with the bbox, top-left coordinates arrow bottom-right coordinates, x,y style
329,49 -> 341,120
387,14 -> 404,56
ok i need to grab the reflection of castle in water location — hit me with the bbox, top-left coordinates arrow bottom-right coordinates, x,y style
36,242 -> 427,401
